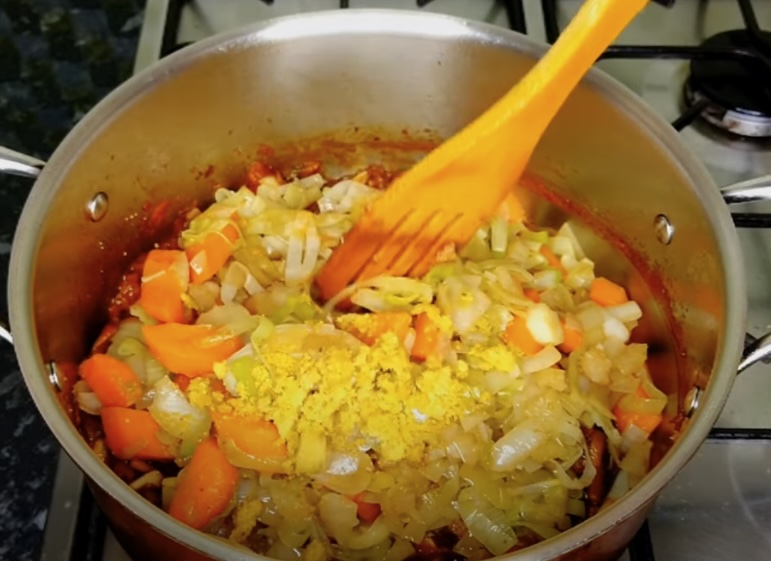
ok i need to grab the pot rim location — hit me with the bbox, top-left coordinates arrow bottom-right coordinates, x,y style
8,9 -> 746,561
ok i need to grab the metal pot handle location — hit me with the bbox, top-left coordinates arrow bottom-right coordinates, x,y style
0,145 -> 44,346
0,146 -> 44,179
721,175 -> 771,372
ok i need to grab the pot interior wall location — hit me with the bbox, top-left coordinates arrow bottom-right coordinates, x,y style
17,15 -> 730,557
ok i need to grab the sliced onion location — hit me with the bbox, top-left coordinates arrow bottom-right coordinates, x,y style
489,217 -> 508,253
606,301 -> 643,323
436,277 -> 491,334
455,487 -> 518,555
74,381 -> 102,415
278,519 -> 315,549
522,346 -> 562,374
220,439 -> 286,474
576,302 -> 605,330
351,276 -> 433,313
385,538 -> 415,561
580,347 -> 612,385
187,281 -> 219,312
526,303 -> 564,345
197,303 -> 260,338
318,493 -> 358,542
315,452 -> 373,495
491,419 -> 544,471
603,315 -> 630,343
189,250 -> 208,278
606,470 -> 631,504
549,235 -> 576,259
148,377 -> 210,457
129,470 -> 162,490
533,269 -> 562,290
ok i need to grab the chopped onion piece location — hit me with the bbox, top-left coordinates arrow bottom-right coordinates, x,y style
526,303 -> 564,345
603,315 -> 630,343
606,301 -> 643,323
533,269 -> 562,290
129,470 -> 163,490
455,487 -> 518,555
522,346 -> 562,374
74,381 -> 102,415
491,419 -> 544,471
489,217 -> 508,254
148,377 -> 210,457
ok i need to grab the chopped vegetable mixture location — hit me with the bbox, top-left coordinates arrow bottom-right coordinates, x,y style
75,161 -> 667,561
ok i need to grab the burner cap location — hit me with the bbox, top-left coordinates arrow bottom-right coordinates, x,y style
685,29 -> 771,138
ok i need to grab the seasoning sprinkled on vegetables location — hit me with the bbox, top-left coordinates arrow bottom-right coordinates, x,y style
73,160 -> 668,561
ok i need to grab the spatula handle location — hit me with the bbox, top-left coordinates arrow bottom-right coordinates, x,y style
492,0 -> 649,136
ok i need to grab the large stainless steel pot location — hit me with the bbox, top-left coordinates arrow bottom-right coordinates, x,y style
2,9 -> 771,561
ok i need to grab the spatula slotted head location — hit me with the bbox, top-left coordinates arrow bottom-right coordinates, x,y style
315,0 -> 649,304
314,148 -> 522,302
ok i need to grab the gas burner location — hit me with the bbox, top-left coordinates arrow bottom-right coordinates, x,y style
684,29 -> 771,138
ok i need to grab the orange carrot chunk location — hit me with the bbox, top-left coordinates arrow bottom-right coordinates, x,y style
589,277 -> 629,307
502,316 -> 543,356
558,322 -> 583,354
523,288 -> 541,303
101,407 -> 175,461
411,313 -> 450,363
336,312 -> 413,346
169,437 -> 238,530
213,414 -> 287,461
80,354 -> 143,408
612,385 -> 663,434
142,323 -> 243,378
614,410 -> 662,434
351,493 -> 382,524
139,249 -> 189,324
186,223 -> 240,285
539,245 -> 565,272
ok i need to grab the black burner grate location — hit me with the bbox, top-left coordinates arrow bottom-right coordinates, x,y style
539,0 -> 771,229
541,0 -> 771,132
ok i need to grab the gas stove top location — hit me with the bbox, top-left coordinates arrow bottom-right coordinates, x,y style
41,2 -> 771,561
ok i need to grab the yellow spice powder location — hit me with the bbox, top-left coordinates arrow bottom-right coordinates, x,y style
211,332 -> 492,467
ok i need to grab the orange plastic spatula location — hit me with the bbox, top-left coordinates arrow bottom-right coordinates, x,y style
315,0 -> 648,302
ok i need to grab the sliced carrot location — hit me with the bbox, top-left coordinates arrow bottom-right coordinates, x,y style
612,384 -> 662,434
539,245 -> 565,273
589,277 -> 629,307
411,313 -> 450,363
497,192 -> 525,224
168,437 -> 238,530
186,223 -> 240,285
524,288 -> 541,303
139,249 -> 189,324
502,316 -> 543,356
142,323 -> 243,378
613,409 -> 663,435
558,322 -> 583,354
350,493 -> 381,524
335,312 -> 413,346
213,413 -> 287,461
101,407 -> 175,461
79,354 -> 143,408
